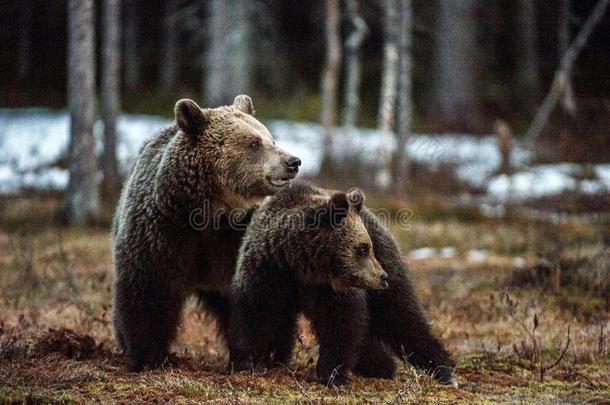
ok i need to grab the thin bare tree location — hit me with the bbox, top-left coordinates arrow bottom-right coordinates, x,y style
433,0 -> 480,131
66,0 -> 100,224
17,0 -> 32,83
559,0 -> 576,115
516,0 -> 540,106
319,0 -> 342,176
204,0 -> 253,106
101,0 -> 122,197
342,0 -> 368,129
393,0 -> 413,194
160,0 -> 179,92
377,0 -> 399,190
525,0 -> 609,144
123,0 -> 140,90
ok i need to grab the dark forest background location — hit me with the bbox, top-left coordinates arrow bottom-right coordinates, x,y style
1,0 -> 609,146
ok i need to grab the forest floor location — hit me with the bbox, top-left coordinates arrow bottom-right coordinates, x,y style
0,194 -> 609,404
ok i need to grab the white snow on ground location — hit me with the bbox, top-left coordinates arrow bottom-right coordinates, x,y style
0,109 -> 167,193
487,163 -> 610,201
439,247 -> 456,258
0,109 -> 608,200
467,249 -> 488,263
269,121 -> 533,189
408,247 -> 437,260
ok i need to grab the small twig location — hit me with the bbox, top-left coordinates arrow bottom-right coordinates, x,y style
598,323 -> 606,354
326,364 -> 342,388
54,233 -> 79,296
541,325 -> 571,381
279,363 -> 314,404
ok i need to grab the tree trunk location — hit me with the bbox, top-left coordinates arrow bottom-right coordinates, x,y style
123,0 -> 140,90
204,0 -> 253,106
559,0 -> 576,114
433,0 -> 480,132
319,0 -> 342,177
160,0 -> 179,91
342,0 -> 368,129
525,0 -> 609,144
66,0 -> 100,225
101,0 -> 121,198
516,0 -> 540,106
393,0 -> 413,194
17,0 -> 33,83
377,0 -> 399,190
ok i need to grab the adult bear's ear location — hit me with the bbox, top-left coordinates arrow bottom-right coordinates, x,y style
175,99 -> 208,136
347,188 -> 365,213
321,192 -> 349,227
233,94 -> 255,116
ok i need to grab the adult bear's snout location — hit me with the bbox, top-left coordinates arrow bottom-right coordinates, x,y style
286,156 -> 302,174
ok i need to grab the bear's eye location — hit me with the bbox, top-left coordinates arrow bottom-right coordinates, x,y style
356,243 -> 369,257
249,139 -> 261,150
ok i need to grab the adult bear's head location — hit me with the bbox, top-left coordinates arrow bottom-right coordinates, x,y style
165,95 -> 301,214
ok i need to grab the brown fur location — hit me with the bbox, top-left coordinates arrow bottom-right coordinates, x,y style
229,181 -> 455,386
112,95 -> 300,370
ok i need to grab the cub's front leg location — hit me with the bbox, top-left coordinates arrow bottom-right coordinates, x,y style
302,287 -> 368,387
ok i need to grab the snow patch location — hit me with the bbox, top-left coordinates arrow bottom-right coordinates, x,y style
439,246 -> 456,258
0,109 -> 608,201
467,249 -> 488,263
408,247 -> 436,260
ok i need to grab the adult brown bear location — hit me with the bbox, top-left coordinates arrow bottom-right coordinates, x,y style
112,95 -> 301,370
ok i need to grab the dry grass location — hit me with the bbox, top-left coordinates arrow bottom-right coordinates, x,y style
0,196 -> 609,404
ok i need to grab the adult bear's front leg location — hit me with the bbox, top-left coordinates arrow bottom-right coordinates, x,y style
302,287 -> 368,387
113,267 -> 185,371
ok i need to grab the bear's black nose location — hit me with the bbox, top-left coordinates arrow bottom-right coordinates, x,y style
286,156 -> 301,173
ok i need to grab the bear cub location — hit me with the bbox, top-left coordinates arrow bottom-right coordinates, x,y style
229,181 -> 456,387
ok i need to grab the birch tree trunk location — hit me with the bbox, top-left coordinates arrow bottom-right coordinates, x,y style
393,0 -> 413,194
204,0 -> 253,106
101,0 -> 121,197
342,0 -> 368,129
319,0 -> 342,177
516,0 -> 540,105
123,0 -> 140,90
377,0 -> 399,190
160,0 -> 179,92
67,0 -> 100,224
559,0 -> 576,114
17,0 -> 33,83
433,0 -> 479,132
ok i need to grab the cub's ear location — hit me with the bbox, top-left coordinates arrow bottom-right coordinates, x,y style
233,94 -> 255,115
347,188 -> 365,213
175,99 -> 207,136
321,192 -> 349,226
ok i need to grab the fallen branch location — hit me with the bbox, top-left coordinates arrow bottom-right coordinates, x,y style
524,0 -> 609,145
539,325 -> 571,382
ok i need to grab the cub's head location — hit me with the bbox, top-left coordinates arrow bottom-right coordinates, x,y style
316,189 -> 388,290
173,95 -> 301,207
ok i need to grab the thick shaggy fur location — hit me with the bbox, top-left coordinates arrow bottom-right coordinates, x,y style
229,181 -> 455,386
112,96 -> 298,370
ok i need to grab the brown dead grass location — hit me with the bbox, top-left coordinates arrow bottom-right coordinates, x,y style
0,196 -> 609,403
